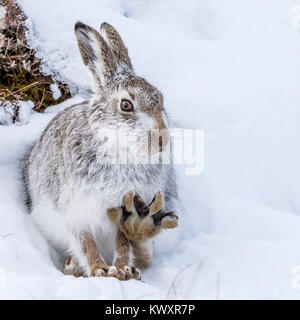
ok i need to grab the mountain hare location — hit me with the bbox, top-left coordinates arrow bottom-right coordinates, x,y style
24,21 -> 178,280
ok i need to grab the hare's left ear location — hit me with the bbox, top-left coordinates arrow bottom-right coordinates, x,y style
75,21 -> 117,88
100,22 -> 134,72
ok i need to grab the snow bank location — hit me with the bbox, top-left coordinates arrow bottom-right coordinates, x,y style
0,100 -> 33,125
0,0 -> 299,299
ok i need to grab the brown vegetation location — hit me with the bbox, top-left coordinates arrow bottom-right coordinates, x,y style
0,0 -> 70,123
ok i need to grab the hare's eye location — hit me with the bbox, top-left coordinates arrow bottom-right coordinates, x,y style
121,99 -> 134,112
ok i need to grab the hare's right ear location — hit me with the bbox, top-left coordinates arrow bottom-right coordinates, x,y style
100,22 -> 133,72
75,21 -> 117,88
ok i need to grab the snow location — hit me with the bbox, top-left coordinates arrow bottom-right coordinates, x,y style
0,0 -> 300,299
50,83 -> 62,100
0,101 -> 16,125
0,5 -> 6,30
0,100 -> 33,125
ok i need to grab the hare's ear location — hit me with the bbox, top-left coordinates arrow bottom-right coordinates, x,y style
75,21 -> 117,88
100,22 -> 133,72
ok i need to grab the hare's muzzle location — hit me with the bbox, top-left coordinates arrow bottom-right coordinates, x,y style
149,127 -> 170,155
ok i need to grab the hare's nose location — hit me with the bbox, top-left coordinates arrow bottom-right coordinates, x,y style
158,128 -> 170,150
159,136 -> 163,151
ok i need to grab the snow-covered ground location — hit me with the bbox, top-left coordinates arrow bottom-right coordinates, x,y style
1,0 -> 300,299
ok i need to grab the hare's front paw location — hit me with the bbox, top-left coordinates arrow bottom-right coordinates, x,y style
64,256 -> 140,280
107,265 -> 141,281
107,191 -> 179,241
93,265 -> 140,280
91,264 -> 141,280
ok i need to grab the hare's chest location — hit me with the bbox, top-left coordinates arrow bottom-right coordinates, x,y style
99,167 -> 164,207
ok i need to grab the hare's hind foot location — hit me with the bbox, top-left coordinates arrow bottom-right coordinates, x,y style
64,255 -> 84,277
63,256 -> 140,280
107,191 -> 179,242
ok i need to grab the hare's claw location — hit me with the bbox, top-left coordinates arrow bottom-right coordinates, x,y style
152,210 -> 179,228
93,265 -> 139,280
94,267 -> 107,277
106,266 -> 125,280
106,265 -> 141,280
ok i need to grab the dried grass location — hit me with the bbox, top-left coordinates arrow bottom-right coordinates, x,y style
0,0 -> 70,122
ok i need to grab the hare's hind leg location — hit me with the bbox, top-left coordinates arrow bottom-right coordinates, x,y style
112,230 -> 141,280
63,231 -> 107,277
63,231 -> 125,279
